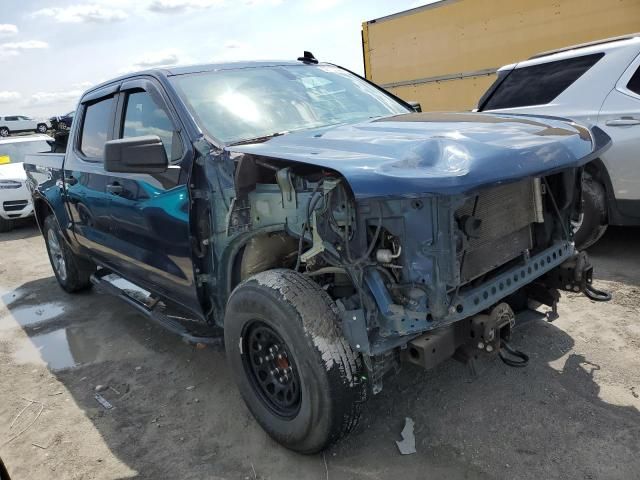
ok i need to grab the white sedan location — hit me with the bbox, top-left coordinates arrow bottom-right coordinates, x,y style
0,116 -> 51,137
0,134 -> 53,232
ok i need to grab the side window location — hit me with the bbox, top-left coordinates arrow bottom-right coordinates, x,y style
627,66 -> 640,95
121,91 -> 182,162
80,96 -> 115,159
482,53 -> 604,110
5,116 -> 18,122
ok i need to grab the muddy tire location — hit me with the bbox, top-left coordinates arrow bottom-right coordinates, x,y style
574,173 -> 608,250
0,217 -> 13,233
224,269 -> 368,453
43,215 -> 94,292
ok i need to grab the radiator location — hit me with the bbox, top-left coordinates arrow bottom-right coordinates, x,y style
456,179 -> 539,283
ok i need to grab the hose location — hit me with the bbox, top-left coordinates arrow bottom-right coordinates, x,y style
583,283 -> 612,302
499,339 -> 529,368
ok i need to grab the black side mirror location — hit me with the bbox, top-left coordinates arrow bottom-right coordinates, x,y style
408,101 -> 422,113
104,135 -> 168,174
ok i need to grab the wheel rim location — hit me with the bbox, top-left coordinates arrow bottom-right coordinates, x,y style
242,321 -> 302,418
0,129 -> 8,137
47,228 -> 67,282
38,125 -> 46,133
571,213 -> 584,234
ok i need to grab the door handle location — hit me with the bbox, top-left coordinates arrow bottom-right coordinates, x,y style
64,176 -> 77,186
106,183 -> 123,195
605,117 -> 640,126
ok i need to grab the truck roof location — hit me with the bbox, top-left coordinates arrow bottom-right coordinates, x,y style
83,60 -> 320,98
364,0 -> 450,24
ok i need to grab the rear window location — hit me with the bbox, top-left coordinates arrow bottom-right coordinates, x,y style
80,96 -> 114,159
480,53 -> 604,110
627,65 -> 640,95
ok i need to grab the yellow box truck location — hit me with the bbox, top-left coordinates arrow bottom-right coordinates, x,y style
362,0 -> 640,111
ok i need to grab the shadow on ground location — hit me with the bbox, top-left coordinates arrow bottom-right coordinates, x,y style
1,226 -> 639,479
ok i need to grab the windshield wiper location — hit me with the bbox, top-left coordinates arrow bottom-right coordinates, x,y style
227,131 -> 289,147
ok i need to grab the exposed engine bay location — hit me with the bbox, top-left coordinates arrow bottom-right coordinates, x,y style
196,150 -> 603,393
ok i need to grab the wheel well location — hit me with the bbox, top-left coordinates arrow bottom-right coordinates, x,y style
33,197 -> 53,231
584,158 -> 613,217
229,231 -> 299,293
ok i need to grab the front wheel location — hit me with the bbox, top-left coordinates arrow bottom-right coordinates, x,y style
573,173 -> 608,250
43,215 -> 94,292
36,123 -> 48,134
224,269 -> 368,453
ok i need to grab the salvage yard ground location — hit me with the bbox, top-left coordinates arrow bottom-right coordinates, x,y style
1,223 -> 639,480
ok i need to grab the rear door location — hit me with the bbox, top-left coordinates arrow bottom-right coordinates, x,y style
597,54 -> 640,210
64,86 -> 118,264
105,78 -> 199,313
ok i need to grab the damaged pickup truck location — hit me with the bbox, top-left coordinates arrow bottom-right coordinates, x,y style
25,53 -> 610,453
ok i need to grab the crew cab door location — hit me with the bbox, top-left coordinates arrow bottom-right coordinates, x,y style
64,87 -> 118,265
105,79 -> 200,314
597,55 -> 640,213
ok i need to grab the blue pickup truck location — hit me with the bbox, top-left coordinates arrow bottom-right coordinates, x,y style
24,53 -> 609,453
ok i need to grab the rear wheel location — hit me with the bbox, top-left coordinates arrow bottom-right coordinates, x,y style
573,173 -> 608,250
0,127 -> 9,137
224,269 -> 368,453
0,217 -> 14,233
36,123 -> 48,134
43,215 -> 94,292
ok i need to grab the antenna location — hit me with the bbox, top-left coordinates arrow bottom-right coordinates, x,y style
297,51 -> 318,64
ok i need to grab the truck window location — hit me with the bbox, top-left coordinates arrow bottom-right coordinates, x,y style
80,97 -> 115,159
121,91 -> 182,162
481,53 -> 604,110
627,66 -> 640,95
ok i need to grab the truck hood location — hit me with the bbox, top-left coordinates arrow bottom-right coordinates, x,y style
228,112 -> 609,198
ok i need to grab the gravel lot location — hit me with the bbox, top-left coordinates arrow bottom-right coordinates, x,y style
1,222 -> 639,480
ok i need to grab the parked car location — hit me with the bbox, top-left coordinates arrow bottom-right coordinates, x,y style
24,54 -> 608,453
477,34 -> 640,249
0,116 -> 50,137
0,134 -> 53,232
50,111 -> 75,131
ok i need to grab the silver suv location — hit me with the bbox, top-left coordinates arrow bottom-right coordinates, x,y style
478,34 -> 640,248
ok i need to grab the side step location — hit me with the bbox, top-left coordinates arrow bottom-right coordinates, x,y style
90,270 -> 223,348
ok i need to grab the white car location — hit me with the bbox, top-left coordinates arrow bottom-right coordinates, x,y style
0,134 -> 53,232
0,116 -> 51,137
478,34 -> 640,249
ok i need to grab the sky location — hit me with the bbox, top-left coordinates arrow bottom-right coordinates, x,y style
0,0 -> 430,118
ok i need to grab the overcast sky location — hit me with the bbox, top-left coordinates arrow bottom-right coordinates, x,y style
0,0 -> 428,118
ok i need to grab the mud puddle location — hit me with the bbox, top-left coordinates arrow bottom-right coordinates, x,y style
0,302 -> 65,330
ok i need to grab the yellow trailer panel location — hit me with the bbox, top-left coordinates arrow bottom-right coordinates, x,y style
363,0 -> 640,111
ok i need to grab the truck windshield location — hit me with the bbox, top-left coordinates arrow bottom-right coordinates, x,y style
170,64 -> 410,144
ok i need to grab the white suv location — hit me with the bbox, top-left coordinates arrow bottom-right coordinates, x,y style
478,34 -> 640,249
0,116 -> 51,137
0,134 -> 53,232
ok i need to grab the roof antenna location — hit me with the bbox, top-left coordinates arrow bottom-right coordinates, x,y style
297,51 -> 318,64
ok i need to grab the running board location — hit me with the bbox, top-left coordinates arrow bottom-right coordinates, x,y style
90,270 -> 223,347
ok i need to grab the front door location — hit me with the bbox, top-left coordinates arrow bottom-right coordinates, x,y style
105,81 -> 199,314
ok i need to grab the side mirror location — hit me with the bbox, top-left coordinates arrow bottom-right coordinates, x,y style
104,135 -> 168,174
408,101 -> 422,113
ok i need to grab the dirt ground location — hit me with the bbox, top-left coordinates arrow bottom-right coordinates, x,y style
1,222 -> 639,480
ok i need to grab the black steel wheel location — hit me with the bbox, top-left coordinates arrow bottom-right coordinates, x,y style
242,321 -> 301,418
225,269 -> 368,453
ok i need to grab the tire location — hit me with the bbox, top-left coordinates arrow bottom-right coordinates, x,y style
224,269 -> 368,453
36,123 -> 48,134
43,215 -> 94,292
0,127 -> 9,137
573,173 -> 608,250
0,217 -> 13,233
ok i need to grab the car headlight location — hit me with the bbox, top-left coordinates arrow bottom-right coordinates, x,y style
0,180 -> 22,189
